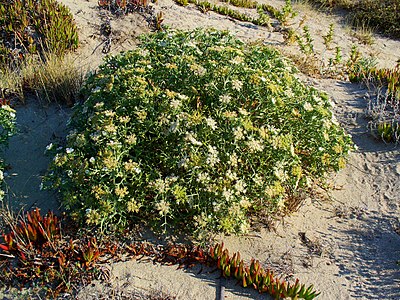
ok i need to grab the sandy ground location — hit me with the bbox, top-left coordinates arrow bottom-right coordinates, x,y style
1,0 -> 400,299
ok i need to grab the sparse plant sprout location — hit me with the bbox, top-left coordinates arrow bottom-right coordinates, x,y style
155,11 -> 164,31
334,46 -> 342,65
263,0 -> 298,26
281,0 -> 298,25
283,27 -> 297,45
303,26 -> 314,54
296,26 -> 314,56
323,23 -> 335,50
376,122 -> 399,143
255,5 -> 271,27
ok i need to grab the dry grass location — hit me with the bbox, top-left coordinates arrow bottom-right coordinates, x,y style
0,52 -> 86,105
22,52 -> 86,105
350,23 -> 375,46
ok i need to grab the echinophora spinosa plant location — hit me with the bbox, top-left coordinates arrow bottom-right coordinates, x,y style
46,29 -> 353,238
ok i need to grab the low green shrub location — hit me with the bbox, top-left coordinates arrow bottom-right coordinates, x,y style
0,101 -> 16,146
45,29 -> 353,238
0,99 -> 16,201
0,0 -> 79,65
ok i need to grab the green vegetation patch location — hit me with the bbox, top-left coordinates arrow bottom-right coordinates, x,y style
0,99 -> 16,201
0,0 -> 79,65
45,29 -> 353,238
309,0 -> 400,39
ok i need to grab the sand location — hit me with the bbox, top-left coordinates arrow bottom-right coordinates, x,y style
2,0 -> 399,299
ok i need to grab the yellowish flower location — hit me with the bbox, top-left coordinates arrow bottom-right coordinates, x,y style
86,209 -> 100,225
219,94 -> 231,104
223,111 -> 237,119
127,198 -> 141,213
338,157 -> 346,169
119,116 -> 131,124
156,200 -> 170,216
321,153 -> 331,165
232,79 -> 243,91
135,109 -> 147,122
104,124 -> 117,133
115,186 -> 129,198
333,144 -> 343,154
126,134 -> 137,145
103,156 -> 118,170
266,181 -> 285,198
166,63 -> 178,70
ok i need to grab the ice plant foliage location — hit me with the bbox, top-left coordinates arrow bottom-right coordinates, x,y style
0,0 -> 79,65
45,29 -> 353,237
0,209 -> 319,298
210,243 -> 320,299
0,209 -> 103,295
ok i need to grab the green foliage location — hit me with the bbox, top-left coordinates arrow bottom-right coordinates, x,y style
0,0 -> 79,65
210,243 -> 320,299
45,29 -> 353,238
219,0 -> 257,9
296,26 -> 314,56
263,0 -> 298,26
376,122 -> 399,143
181,0 -> 299,28
175,0 -> 189,6
322,23 -> 334,50
0,100 -> 16,146
308,0 -> 400,39
0,99 -> 16,202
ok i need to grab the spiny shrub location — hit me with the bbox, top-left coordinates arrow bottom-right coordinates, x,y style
45,29 -> 353,238
0,0 -> 79,65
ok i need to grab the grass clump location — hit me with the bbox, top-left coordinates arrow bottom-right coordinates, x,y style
0,0 -> 79,66
0,52 -> 85,104
45,28 -> 353,239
